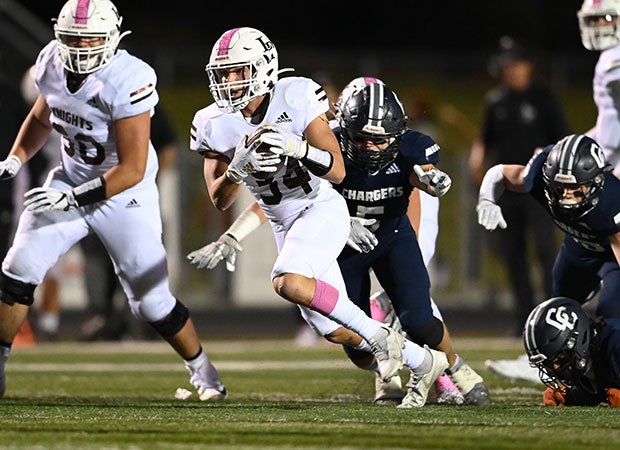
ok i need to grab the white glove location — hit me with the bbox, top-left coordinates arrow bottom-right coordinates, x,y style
476,199 -> 507,230
257,125 -> 308,160
226,134 -> 282,183
414,164 -> 452,197
187,234 -> 242,272
23,187 -> 78,213
0,155 -> 22,180
347,217 -> 378,253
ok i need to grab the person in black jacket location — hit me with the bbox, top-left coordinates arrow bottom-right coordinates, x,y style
469,36 -> 570,336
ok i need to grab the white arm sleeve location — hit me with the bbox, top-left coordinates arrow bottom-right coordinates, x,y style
478,164 -> 505,203
226,209 -> 263,242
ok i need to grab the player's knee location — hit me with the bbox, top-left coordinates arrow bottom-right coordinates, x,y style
272,273 -> 305,302
147,299 -> 190,337
405,317 -> 444,348
0,272 -> 36,306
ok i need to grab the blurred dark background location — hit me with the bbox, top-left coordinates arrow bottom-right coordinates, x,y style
3,0 -> 593,85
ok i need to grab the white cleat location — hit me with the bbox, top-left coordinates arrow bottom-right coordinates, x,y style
197,386 -> 227,401
398,347 -> 449,408
368,326 -> 405,382
447,355 -> 490,406
485,354 -> 541,384
374,372 -> 403,405
185,356 -> 227,401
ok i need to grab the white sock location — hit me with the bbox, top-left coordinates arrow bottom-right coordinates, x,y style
329,298 -> 381,341
354,339 -> 371,352
402,341 -> 426,370
184,351 -> 206,370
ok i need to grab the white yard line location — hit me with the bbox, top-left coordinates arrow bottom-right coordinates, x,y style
7,360 -> 352,372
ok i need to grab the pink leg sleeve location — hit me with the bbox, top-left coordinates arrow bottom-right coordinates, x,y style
308,279 -> 339,315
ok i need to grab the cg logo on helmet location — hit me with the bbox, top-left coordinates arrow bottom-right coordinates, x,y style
545,306 -> 578,331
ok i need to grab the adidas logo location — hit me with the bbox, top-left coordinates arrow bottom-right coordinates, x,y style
125,199 -> 140,208
385,163 -> 401,175
274,112 -> 292,124
86,97 -> 98,108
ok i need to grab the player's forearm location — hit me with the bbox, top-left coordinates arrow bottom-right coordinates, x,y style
209,172 -> 243,211
224,205 -> 265,242
11,113 -> 52,163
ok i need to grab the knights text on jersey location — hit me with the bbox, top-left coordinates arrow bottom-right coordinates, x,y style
189,76 -> 331,222
34,40 -> 159,186
334,129 -> 441,221
524,146 -> 620,253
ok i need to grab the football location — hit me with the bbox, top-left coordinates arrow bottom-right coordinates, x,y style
247,128 -> 284,179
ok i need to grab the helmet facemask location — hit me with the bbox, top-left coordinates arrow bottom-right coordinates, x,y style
542,134 -> 609,221
54,0 -> 128,75
524,297 -> 594,391
578,0 -> 620,50
206,27 -> 279,112
529,331 -> 591,390
339,83 -> 407,172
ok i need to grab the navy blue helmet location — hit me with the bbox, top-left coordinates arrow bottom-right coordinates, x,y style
339,83 -> 407,172
543,134 -> 611,221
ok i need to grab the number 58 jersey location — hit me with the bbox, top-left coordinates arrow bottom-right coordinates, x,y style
34,40 -> 159,187
190,76 -> 332,225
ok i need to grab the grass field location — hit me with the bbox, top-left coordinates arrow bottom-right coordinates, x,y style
1,337 -> 618,449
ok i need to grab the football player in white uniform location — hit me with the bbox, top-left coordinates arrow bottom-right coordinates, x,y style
0,0 -> 225,401
188,27 -> 450,406
580,0 -> 620,174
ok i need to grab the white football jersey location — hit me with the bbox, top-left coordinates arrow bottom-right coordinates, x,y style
34,40 -> 159,187
591,44 -> 620,172
190,76 -> 331,224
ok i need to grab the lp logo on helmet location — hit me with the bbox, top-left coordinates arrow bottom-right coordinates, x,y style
545,306 -> 577,331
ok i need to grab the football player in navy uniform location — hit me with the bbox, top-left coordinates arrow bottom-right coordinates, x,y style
524,296 -> 620,407
477,134 -> 620,321
329,83 -> 489,407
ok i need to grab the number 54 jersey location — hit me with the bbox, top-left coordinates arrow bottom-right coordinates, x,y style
34,40 -> 159,187
190,76 -> 332,227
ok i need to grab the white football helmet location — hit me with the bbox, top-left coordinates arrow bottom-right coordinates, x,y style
54,0 -> 130,74
206,27 -> 279,112
578,0 -> 620,51
334,76 -> 384,121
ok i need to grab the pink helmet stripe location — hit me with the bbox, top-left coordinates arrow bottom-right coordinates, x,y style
363,77 -> 379,84
217,27 -> 242,56
75,0 -> 91,25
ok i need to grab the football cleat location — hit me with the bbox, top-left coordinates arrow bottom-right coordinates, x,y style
446,355 -> 490,406
185,354 -> 227,401
374,372 -> 403,405
369,291 -> 403,335
368,326 -> 404,382
398,346 -> 449,408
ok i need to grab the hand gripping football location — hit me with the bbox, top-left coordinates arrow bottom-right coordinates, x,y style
247,127 -> 285,179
